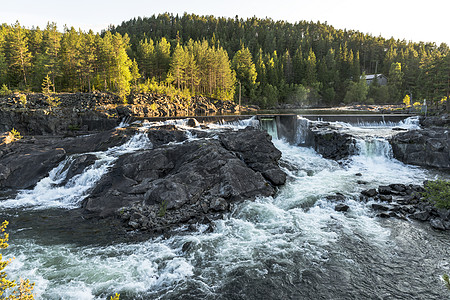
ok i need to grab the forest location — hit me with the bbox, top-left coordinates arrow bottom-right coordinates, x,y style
0,13 -> 449,108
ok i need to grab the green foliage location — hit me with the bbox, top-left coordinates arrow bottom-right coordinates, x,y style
443,274 -> 450,291
388,62 -> 404,103
344,74 -> 369,104
232,46 -> 257,102
42,74 -> 61,107
1,14 -> 449,107
422,179 -> 450,209
19,94 -> 27,107
3,128 -> 23,144
0,84 -> 11,96
9,128 -> 22,140
158,200 -> 167,217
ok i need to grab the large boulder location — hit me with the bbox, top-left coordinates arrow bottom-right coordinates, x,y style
83,128 -> 286,233
300,122 -> 357,160
83,133 -> 279,218
390,128 -> 450,169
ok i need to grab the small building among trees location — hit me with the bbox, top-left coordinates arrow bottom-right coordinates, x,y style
363,74 -> 387,86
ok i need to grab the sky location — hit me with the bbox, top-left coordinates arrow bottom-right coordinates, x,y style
2,0 -> 449,45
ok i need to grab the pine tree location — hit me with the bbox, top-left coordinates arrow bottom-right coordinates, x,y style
111,33 -> 132,102
60,26 -> 80,91
78,30 -> 96,92
183,41 -> 200,94
169,43 -> 187,89
388,62 -> 404,103
136,38 -> 155,80
304,48 -> 317,86
43,22 -> 61,92
232,46 -> 257,101
155,37 -> 171,82
130,58 -> 141,89
4,22 -> 32,87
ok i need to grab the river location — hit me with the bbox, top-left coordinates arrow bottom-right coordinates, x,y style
1,117 -> 449,299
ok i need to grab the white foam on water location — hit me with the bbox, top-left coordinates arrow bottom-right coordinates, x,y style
4,237 -> 194,299
0,132 -> 151,210
3,116 -> 445,299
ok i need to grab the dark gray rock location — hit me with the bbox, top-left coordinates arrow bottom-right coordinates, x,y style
335,203 -> 350,212
83,128 -> 285,223
430,218 -> 446,230
372,203 -> 390,211
378,186 -> 394,195
219,128 -> 286,186
390,128 -> 450,169
378,195 -> 393,202
362,189 -> 377,197
411,211 -> 430,221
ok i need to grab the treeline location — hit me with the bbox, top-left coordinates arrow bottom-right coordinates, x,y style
0,21 -> 236,102
1,13 -> 449,108
110,13 -> 450,107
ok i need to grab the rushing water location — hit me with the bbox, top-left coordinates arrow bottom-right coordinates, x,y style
1,117 -> 449,299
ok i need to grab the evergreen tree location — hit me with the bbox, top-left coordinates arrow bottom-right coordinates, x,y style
136,38 -> 155,80
344,72 -> 369,103
169,43 -> 187,89
130,58 -> 141,89
155,37 -> 171,82
60,26 -> 80,91
232,46 -> 257,101
78,30 -> 97,92
42,22 -> 61,91
304,48 -> 317,87
388,62 -> 404,102
111,33 -> 132,102
4,22 -> 32,87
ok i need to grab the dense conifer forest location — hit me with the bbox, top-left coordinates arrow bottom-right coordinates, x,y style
1,13 -> 449,108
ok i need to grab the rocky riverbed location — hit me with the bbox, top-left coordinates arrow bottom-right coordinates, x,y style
0,121 -> 286,234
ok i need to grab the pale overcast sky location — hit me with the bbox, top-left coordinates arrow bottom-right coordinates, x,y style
2,0 -> 449,45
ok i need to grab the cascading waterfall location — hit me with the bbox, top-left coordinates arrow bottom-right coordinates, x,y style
354,137 -> 393,158
0,132 -> 151,210
259,117 -> 279,139
1,116 -> 448,300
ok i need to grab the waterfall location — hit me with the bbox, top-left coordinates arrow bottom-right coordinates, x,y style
259,117 -> 278,139
354,137 -> 393,158
0,132 -> 151,210
295,116 -> 310,145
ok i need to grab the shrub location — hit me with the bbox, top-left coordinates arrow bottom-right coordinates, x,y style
3,128 -> 23,144
0,84 -> 11,96
422,179 -> 450,209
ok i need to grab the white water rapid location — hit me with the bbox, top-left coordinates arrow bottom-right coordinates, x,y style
1,117 -> 449,299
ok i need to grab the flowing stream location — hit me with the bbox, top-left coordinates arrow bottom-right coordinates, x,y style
1,117 -> 449,299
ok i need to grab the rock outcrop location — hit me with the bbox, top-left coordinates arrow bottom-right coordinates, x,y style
301,122 -> 357,160
0,129 -> 137,189
390,128 -> 450,169
358,183 -> 450,230
0,92 -> 253,136
0,125 -> 286,233
83,128 -> 286,232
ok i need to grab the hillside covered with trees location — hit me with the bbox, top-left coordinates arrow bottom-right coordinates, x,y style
1,13 -> 449,108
